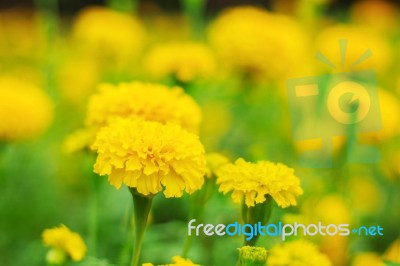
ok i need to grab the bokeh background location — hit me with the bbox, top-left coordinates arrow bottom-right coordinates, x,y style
0,0 -> 399,265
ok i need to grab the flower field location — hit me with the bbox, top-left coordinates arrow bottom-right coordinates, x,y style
0,0 -> 399,265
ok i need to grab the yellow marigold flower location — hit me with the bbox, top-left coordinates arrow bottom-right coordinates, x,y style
208,6 -> 309,79
71,6 -> 146,65
92,119 -> 206,197
352,252 -> 385,266
0,77 -> 53,141
313,194 -> 351,225
86,81 -> 202,133
315,25 -> 391,72
42,224 -> 87,262
143,42 -> 216,82
268,240 -> 332,266
205,152 -> 229,178
143,256 -> 201,266
216,158 -> 303,207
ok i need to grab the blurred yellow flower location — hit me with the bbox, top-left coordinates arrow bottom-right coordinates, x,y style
315,25 -> 391,72
216,158 -> 303,207
205,152 -> 229,178
0,77 -> 53,141
143,42 -> 216,82
313,194 -> 351,224
42,224 -> 87,262
352,252 -> 385,266
71,6 -> 146,65
268,240 -> 332,266
320,235 -> 348,266
86,81 -> 202,133
143,255 -> 201,266
348,176 -> 383,214
92,119 -> 206,197
361,89 -> 400,142
208,6 -> 310,80
383,239 -> 400,263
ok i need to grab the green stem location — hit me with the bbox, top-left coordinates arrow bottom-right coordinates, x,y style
241,198 -> 272,246
130,189 -> 153,266
89,174 -> 99,256
182,233 -> 194,258
34,0 -> 59,100
182,178 -> 215,257
181,0 -> 207,39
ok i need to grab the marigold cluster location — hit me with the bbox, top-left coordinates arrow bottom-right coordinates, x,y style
92,119 -> 206,197
208,6 -> 309,79
216,158 -> 303,207
86,81 -> 202,133
315,25 -> 391,72
72,6 -> 146,64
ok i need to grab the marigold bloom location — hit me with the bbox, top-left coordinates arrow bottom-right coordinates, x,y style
268,240 -> 332,266
92,119 -> 206,197
208,6 -> 309,79
86,82 -> 202,133
216,158 -> 303,207
348,177 -> 382,214
313,194 -> 351,225
72,6 -> 146,65
0,77 -> 53,141
42,224 -> 87,262
205,152 -> 229,178
315,25 -> 391,72
143,256 -> 201,266
143,42 -> 216,82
